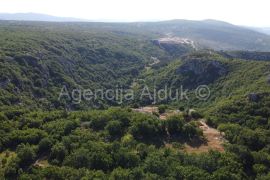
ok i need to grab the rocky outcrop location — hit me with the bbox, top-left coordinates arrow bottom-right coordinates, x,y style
175,58 -> 228,89
152,37 -> 195,57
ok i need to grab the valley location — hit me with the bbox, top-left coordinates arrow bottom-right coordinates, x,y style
0,20 -> 270,179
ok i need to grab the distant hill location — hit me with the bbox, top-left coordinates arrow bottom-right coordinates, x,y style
128,19 -> 270,51
0,14 -> 270,51
250,27 -> 270,35
0,13 -> 86,22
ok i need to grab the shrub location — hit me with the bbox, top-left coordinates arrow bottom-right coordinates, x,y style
190,111 -> 203,119
49,143 -> 67,165
178,106 -> 185,111
183,123 -> 198,139
16,144 -> 36,168
38,138 -> 53,154
158,105 -> 167,114
105,120 -> 123,137
166,115 -> 184,135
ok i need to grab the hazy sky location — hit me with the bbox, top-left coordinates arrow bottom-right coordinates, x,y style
0,0 -> 269,26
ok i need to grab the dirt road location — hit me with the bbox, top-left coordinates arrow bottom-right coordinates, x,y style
185,120 -> 224,153
132,106 -> 225,153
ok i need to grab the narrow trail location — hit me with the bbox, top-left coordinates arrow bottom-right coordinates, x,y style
185,120 -> 225,153
132,106 -> 225,153
130,57 -> 160,89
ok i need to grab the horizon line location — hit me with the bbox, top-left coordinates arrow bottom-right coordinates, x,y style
0,12 -> 263,27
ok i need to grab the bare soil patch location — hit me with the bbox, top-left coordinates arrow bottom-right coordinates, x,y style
184,120 -> 225,153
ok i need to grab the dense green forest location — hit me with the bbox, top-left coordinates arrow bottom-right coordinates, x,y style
0,21 -> 178,109
0,21 -> 270,179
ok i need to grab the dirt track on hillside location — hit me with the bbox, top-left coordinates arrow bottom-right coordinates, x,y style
132,106 -> 225,153
185,120 -> 224,153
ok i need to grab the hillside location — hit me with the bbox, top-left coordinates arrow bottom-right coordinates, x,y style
0,13 -> 86,22
250,27 -> 270,35
86,19 -> 270,51
1,21 -> 270,110
1,17 -> 270,51
0,21 -> 185,110
128,19 -> 270,51
139,51 -> 270,107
